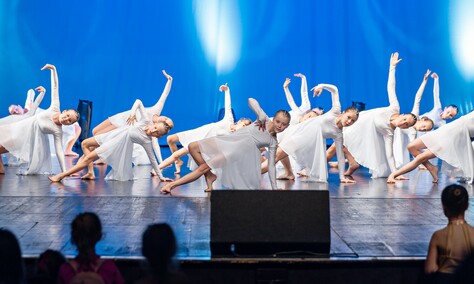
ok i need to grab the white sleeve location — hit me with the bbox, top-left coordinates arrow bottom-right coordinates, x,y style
148,77 -> 172,116
53,131 -> 66,172
131,99 -> 150,123
387,65 -> 400,109
152,137 -> 163,164
141,142 -> 164,179
248,98 -> 269,122
267,144 -> 278,189
384,133 -> 397,173
29,90 -> 46,114
318,84 -> 341,112
222,88 -> 234,124
283,87 -> 300,113
50,67 -> 60,111
432,76 -> 441,110
299,75 -> 310,113
411,78 -> 428,116
334,136 -> 346,180
24,89 -> 35,111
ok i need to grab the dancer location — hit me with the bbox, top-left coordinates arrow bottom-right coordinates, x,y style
387,110 -> 474,183
424,184 -> 474,282
420,73 -> 458,130
331,52 -> 417,179
164,84 -> 251,174
0,87 -> 45,125
48,99 -> 172,182
393,69 -> 434,168
92,70 -> 173,165
160,98 -> 290,193
0,64 -> 79,174
261,83 -> 359,183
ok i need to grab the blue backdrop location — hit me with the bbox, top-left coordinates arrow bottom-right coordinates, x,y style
1,0 -> 474,144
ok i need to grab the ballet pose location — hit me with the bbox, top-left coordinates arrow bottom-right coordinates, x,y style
387,110 -> 474,183
92,70 -> 173,165
334,52 -> 417,178
419,73 -> 458,130
165,84 -> 251,174
0,87 -> 45,126
0,64 -> 79,175
48,99 -> 172,182
261,83 -> 359,183
393,69 -> 434,168
160,98 -> 290,193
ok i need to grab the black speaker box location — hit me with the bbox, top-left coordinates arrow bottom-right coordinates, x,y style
210,190 -> 330,257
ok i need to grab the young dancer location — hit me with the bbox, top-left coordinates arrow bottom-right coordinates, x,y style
160,98 -> 290,193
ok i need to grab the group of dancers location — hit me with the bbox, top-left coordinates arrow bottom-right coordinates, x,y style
0,52 -> 472,193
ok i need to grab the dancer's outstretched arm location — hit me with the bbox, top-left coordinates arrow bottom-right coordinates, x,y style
29,86 -> 46,114
411,70 -> 430,117
295,73 -> 310,113
283,78 -> 300,114
387,52 -> 401,109
148,70 -> 173,116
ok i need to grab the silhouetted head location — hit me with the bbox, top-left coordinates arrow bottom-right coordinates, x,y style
142,223 -> 177,274
0,228 -> 24,284
441,184 -> 469,218
35,249 -> 66,282
71,212 -> 103,262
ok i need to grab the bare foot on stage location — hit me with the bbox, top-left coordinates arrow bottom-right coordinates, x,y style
296,169 -> 308,177
64,151 -> 79,157
328,161 -> 338,168
205,172 -> 217,192
277,173 -> 295,180
174,159 -> 184,174
344,163 -> 359,176
81,173 -> 96,180
160,183 -> 175,194
427,166 -> 439,183
48,175 -> 62,182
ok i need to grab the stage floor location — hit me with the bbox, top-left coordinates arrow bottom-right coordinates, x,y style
1,148 -> 473,261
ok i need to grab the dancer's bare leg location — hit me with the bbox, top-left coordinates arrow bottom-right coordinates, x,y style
49,151 -> 100,182
92,119 -> 116,136
261,147 -> 288,174
159,147 -> 189,174
388,139 -> 438,183
343,147 -> 359,176
277,156 -> 295,180
160,142 -> 213,193
80,137 -> 100,180
166,134 -> 183,173
326,143 -> 338,167
64,124 -> 81,157
0,145 -> 8,174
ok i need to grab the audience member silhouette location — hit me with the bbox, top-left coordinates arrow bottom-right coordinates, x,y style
27,249 -> 66,284
57,212 -> 124,284
0,228 -> 24,284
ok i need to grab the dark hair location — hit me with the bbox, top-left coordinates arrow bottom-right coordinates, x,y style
446,104 -> 458,111
420,116 -> 434,130
274,109 -> 291,121
403,113 -> 418,127
71,212 -> 103,264
343,106 -> 359,117
33,249 -> 66,283
0,228 -> 24,284
142,223 -> 177,275
441,184 -> 469,218
313,106 -> 325,115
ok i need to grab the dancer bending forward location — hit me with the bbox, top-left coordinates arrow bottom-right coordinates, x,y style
160,98 -> 290,193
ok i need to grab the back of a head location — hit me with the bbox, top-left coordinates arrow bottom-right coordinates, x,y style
441,184 -> 469,218
71,212 -> 103,261
142,223 -> 177,272
0,228 -> 24,284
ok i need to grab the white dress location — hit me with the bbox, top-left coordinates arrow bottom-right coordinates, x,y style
0,68 -> 66,174
107,78 -> 172,165
343,64 -> 400,178
278,84 -> 346,182
420,111 -> 474,183
197,98 -> 278,189
94,100 -> 163,181
393,76 -> 427,168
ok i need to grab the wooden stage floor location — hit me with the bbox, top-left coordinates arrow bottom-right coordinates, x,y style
1,149 -> 473,262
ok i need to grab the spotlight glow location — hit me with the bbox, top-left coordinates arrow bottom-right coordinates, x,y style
193,0 -> 241,74
450,0 -> 474,80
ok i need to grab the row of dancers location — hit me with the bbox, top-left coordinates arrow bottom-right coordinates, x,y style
0,52 -> 472,193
